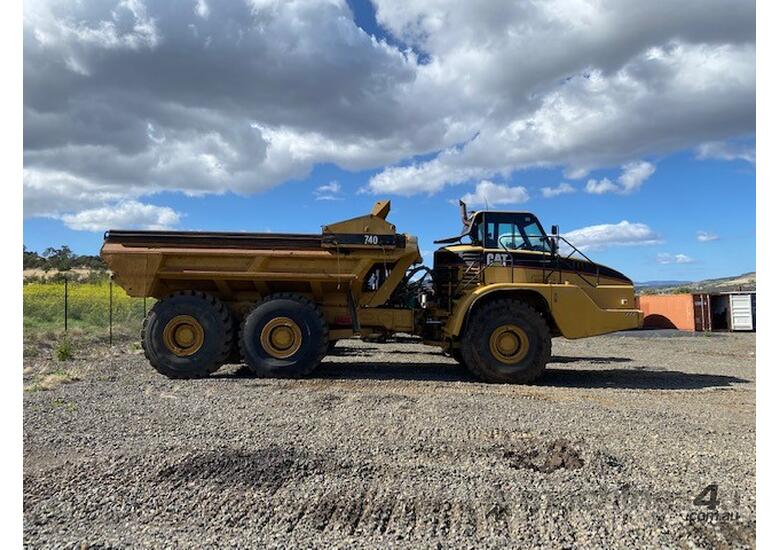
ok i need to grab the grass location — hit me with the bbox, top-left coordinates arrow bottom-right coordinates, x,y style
25,370 -> 81,392
23,281 -> 152,357
23,281 -> 151,332
23,281 -> 150,391
23,280 -> 150,329
55,334 -> 74,361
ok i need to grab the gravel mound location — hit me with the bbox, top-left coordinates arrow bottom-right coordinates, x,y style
501,439 -> 585,473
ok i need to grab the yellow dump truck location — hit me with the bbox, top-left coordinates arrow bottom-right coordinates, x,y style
101,200 -> 642,383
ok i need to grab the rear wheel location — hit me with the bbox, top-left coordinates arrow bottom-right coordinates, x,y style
240,293 -> 328,378
461,299 -> 551,384
142,291 -> 233,379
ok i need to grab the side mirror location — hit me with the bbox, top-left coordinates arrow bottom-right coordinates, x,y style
550,224 -> 559,236
549,225 -> 559,255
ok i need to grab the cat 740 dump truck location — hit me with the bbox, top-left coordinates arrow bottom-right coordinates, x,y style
100,200 -> 642,384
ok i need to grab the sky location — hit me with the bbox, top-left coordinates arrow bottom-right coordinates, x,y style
22,0 -> 756,282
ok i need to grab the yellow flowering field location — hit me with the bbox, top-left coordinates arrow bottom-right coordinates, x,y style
23,281 -> 151,332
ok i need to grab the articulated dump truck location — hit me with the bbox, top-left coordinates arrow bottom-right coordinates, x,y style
101,200 -> 642,384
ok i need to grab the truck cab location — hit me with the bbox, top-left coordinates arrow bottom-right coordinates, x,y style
429,207 -> 642,369
464,210 -> 553,253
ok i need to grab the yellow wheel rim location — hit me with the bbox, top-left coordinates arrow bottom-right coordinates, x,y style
489,324 -> 530,364
162,315 -> 205,357
260,316 -> 303,359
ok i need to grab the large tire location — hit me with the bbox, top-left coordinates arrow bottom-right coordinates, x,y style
461,299 -> 551,384
142,291 -> 233,379
239,293 -> 328,378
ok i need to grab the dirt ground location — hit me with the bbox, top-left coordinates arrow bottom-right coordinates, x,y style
23,331 -> 756,548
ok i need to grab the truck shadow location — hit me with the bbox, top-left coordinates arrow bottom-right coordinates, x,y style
218,356 -> 750,390
329,347 -> 444,358
550,355 -> 633,364
537,367 -> 749,390
306,359 -> 750,390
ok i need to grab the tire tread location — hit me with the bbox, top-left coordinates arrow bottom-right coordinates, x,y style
460,299 -> 551,384
142,290 -> 233,379
239,292 -> 328,378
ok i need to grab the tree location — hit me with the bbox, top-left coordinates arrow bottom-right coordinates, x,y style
23,246 -> 45,269
23,245 -> 107,273
42,245 -> 76,272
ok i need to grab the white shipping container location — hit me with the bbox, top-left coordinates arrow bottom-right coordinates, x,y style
729,294 -> 755,331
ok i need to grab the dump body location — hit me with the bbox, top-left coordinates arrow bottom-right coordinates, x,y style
101,201 -> 422,340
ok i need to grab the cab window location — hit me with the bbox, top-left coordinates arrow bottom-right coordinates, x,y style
483,213 -> 550,252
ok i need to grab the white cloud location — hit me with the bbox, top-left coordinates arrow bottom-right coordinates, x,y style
24,0 -> 422,216
460,180 -> 529,208
657,253 -> 694,264
696,231 -> 720,242
314,180 -> 343,200
26,0 -> 160,55
541,182 -> 576,198
696,140 -> 755,163
316,181 -> 340,194
366,151 -> 489,196
618,161 -> 656,193
24,0 -> 755,216
585,162 -> 656,195
563,221 -> 661,251
585,178 -> 621,195
60,200 -> 181,232
369,37 -> 753,195
194,0 -> 209,19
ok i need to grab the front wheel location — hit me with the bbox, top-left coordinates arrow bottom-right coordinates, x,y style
461,299 -> 551,384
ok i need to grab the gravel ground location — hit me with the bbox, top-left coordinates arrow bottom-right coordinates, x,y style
23,331 -> 756,548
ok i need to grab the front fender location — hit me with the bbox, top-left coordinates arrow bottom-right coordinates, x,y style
443,283 -> 642,339
442,283 -> 553,337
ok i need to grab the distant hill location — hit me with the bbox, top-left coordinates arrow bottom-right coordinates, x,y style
637,272 -> 755,294
635,280 -> 692,289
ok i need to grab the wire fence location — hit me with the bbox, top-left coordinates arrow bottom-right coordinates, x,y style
23,273 -> 152,344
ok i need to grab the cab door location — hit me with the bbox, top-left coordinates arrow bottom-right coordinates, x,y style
480,212 -> 555,285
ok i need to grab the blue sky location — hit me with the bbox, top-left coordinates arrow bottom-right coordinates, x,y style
23,144 -> 755,282
23,0 -> 756,282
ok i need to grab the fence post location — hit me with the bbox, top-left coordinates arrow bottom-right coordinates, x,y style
109,275 -> 113,346
64,277 -> 68,333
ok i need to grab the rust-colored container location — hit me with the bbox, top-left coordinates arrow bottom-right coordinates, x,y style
636,294 -> 711,331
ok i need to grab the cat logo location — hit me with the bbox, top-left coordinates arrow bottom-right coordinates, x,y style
486,253 -> 510,266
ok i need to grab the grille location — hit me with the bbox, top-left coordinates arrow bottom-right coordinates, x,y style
433,250 -> 483,309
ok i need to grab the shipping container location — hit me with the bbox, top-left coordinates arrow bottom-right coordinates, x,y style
637,292 -> 755,332
710,292 -> 756,331
730,293 -> 755,330
636,294 -> 699,331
